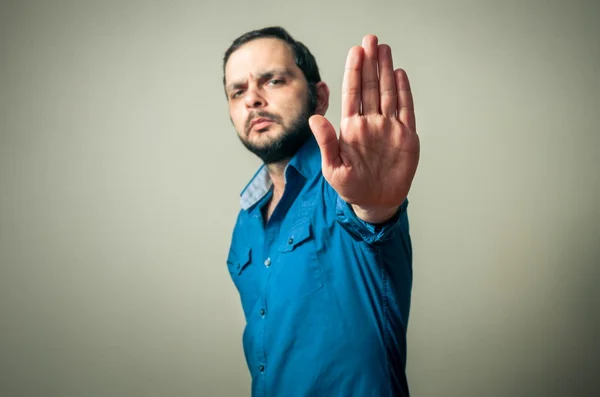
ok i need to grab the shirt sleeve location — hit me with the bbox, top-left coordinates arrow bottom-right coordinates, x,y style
335,194 -> 409,245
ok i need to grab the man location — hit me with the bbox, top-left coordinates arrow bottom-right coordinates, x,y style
222,26 -> 420,397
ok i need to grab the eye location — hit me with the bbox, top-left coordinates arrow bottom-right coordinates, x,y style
267,79 -> 284,86
231,90 -> 244,99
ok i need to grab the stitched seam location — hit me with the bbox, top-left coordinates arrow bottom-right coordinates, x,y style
379,246 -> 393,396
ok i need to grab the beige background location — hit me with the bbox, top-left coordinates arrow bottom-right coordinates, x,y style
1,0 -> 599,396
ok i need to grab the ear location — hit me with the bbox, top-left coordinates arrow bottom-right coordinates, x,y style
314,81 -> 330,116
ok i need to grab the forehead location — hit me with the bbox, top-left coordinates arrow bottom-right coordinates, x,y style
225,38 -> 300,85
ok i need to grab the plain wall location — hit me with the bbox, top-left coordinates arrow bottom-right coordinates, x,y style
1,0 -> 599,396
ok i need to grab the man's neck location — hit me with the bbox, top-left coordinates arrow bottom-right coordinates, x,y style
261,159 -> 290,223
266,159 -> 290,199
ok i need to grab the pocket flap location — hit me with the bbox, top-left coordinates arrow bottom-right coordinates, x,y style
279,221 -> 312,252
227,246 -> 252,275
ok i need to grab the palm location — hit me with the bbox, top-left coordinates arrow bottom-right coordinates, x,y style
309,35 -> 420,208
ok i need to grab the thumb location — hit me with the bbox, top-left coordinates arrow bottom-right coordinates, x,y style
309,115 -> 340,169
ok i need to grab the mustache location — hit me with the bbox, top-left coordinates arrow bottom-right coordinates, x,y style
245,111 -> 283,133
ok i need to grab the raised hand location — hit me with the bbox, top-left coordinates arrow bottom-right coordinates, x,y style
309,34 -> 420,220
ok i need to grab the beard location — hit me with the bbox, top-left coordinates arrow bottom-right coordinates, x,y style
238,102 -> 313,165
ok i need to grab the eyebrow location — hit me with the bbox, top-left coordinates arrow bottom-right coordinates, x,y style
226,68 -> 295,93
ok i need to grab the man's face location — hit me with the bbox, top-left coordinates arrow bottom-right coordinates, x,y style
224,38 -> 313,164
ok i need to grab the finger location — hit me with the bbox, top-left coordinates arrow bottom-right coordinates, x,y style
361,34 -> 380,115
395,68 -> 416,131
309,115 -> 341,169
378,44 -> 397,117
341,46 -> 363,118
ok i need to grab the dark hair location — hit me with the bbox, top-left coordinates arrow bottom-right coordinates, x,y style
222,26 -> 321,112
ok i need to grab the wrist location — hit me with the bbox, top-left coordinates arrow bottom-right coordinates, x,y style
351,204 -> 399,224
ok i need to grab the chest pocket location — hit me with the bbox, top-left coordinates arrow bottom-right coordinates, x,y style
228,246 -> 251,275
227,246 -> 259,318
275,220 -> 324,301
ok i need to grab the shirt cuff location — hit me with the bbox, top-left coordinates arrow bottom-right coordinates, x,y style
335,196 -> 409,244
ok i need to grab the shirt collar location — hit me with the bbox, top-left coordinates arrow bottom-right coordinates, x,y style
239,135 -> 322,210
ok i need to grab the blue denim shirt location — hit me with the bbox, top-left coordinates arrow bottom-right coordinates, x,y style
227,135 -> 413,397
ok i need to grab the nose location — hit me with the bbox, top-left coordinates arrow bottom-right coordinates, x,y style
244,87 -> 266,109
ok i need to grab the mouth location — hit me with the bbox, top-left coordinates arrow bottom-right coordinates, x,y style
250,118 -> 275,132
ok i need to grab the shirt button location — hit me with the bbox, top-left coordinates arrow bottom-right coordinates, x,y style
259,365 -> 265,372
288,237 -> 294,245
260,308 -> 266,316
264,257 -> 271,267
